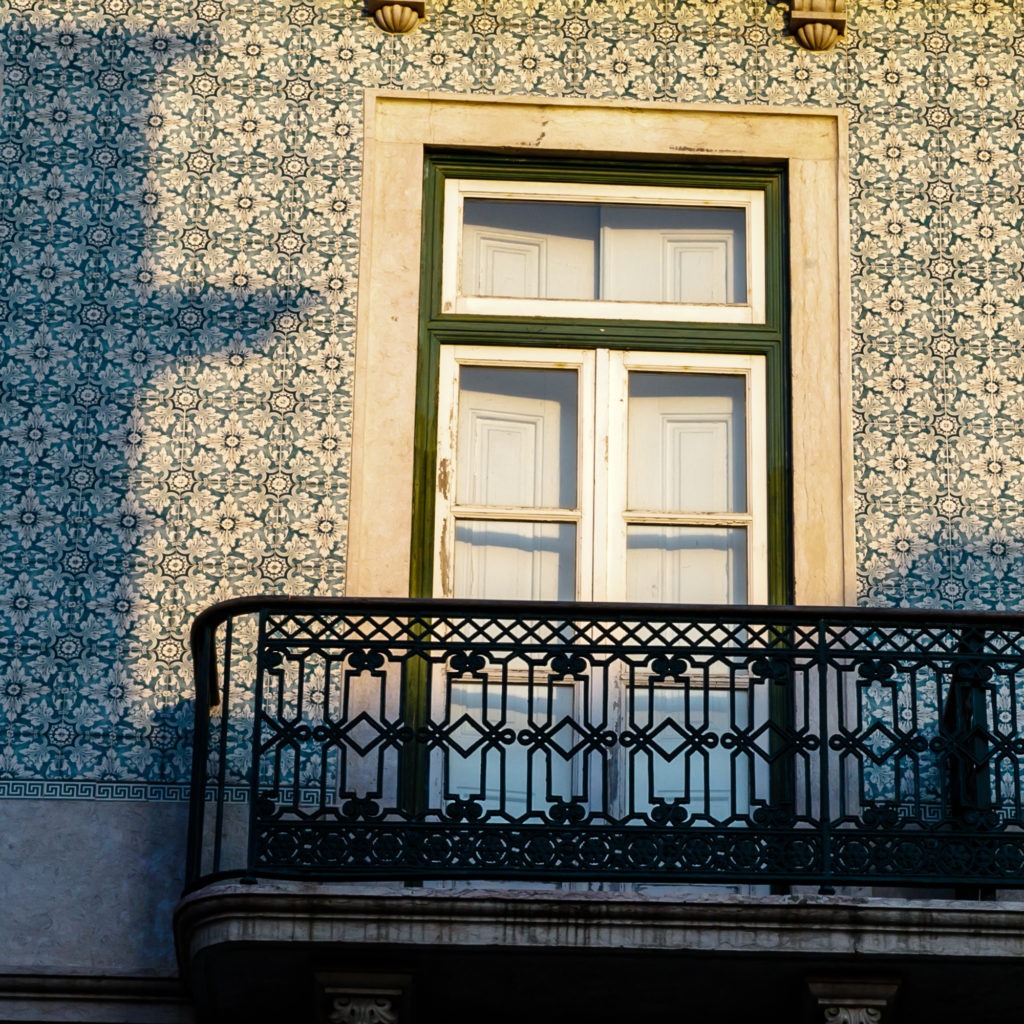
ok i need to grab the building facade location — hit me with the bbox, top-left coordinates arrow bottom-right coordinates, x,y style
3,0 -> 1024,1020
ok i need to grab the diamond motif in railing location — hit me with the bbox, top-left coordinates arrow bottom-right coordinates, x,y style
258,715 -> 312,748
929,723 -> 995,769
338,711 -> 389,756
724,718 -> 817,764
636,718 -> 718,762
986,632 -> 1024,658
442,713 -> 496,758
518,716 -> 613,760
855,720 -> 921,766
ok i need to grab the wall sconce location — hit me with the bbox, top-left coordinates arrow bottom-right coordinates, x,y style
367,0 -> 425,33
790,0 -> 846,51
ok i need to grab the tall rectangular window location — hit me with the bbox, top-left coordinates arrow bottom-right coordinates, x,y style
416,156 -> 788,844
429,164 -> 779,604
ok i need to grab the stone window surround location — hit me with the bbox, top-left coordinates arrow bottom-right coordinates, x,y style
347,91 -> 853,605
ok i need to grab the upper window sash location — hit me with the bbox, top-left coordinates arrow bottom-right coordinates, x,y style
441,179 -> 767,325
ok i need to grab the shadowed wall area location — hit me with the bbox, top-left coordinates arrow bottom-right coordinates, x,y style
0,7 -> 354,793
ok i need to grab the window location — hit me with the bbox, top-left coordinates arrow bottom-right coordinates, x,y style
422,155 -> 785,605
442,179 -> 766,323
346,95 -> 851,874
347,93 -> 852,609
435,346 -> 768,605
424,163 -> 780,847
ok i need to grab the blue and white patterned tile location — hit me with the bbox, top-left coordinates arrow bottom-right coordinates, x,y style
3,0 -> 1024,790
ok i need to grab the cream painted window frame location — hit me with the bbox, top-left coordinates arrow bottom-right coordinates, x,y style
348,93 -> 853,606
442,179 -> 767,324
433,346 -> 768,606
604,349 -> 768,606
434,345 -> 597,602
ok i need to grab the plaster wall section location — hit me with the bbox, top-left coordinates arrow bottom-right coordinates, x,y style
0,800 -> 187,973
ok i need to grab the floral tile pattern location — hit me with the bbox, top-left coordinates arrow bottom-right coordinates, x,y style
1,0 -> 1023,790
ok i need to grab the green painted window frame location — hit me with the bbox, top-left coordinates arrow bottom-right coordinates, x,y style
411,150 -> 791,604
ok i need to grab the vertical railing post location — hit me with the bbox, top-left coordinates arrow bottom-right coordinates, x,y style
398,616 -> 431,823
817,615 -> 833,893
763,621 -> 797,895
943,626 -> 992,819
766,626 -> 796,815
210,614 -> 235,877
185,614 -> 215,888
244,608 -> 269,880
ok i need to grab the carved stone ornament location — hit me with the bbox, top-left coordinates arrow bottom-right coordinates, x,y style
823,1009 -> 882,1024
328,994 -> 399,1024
807,978 -> 899,1024
790,0 -> 847,51
367,0 -> 425,33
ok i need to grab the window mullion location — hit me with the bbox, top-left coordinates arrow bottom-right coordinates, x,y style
601,350 -> 628,602
577,350 -> 598,602
433,346 -> 461,598
747,356 -> 769,604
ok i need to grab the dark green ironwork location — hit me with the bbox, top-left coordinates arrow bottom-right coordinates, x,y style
186,597 -> 1024,892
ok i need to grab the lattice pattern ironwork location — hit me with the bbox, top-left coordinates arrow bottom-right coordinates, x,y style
186,598 -> 1024,890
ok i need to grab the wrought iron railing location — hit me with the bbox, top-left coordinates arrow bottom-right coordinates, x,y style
185,597 -> 1024,891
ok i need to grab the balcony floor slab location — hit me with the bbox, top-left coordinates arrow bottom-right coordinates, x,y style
176,883 -> 1024,1023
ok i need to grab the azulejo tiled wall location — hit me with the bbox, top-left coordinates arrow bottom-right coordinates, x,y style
1,0 -> 1022,790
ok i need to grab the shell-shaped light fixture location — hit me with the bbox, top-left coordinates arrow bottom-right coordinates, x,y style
368,0 -> 425,33
790,0 -> 846,51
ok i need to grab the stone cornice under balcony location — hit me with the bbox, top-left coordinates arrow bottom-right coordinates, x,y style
176,883 -> 1024,1022
177,882 -> 1024,962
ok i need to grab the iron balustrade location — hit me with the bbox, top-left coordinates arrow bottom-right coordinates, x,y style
186,597 -> 1024,891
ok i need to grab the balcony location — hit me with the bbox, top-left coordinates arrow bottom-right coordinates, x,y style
176,598 -> 1024,1023
184,597 -> 1024,892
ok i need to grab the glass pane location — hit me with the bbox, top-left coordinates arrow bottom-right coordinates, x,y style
600,205 -> 746,304
462,200 -> 599,299
626,526 -> 746,604
462,199 -> 747,305
630,686 -> 749,822
455,521 -> 576,600
457,366 -> 578,508
448,682 -> 574,818
628,372 -> 747,513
